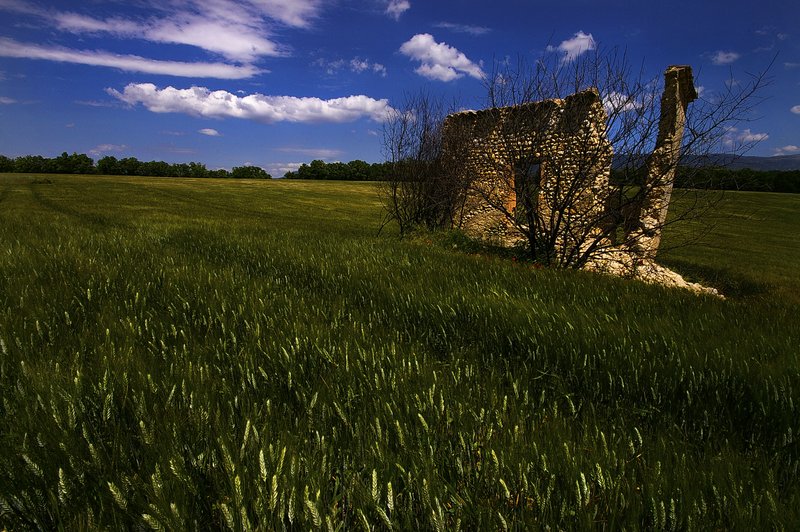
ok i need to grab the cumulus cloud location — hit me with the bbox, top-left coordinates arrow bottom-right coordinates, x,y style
773,145 -> 800,156
792,105 -> 800,114
399,33 -> 484,82
386,0 -> 410,20
434,22 -> 491,36
199,128 -> 221,136
107,83 -> 395,124
547,31 -> 596,62
0,37 -> 260,79
723,127 -> 769,148
711,50 -> 740,65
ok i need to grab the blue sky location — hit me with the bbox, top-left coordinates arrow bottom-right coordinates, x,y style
1,0 -> 798,175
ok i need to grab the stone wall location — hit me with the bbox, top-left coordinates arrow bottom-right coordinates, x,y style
442,88 -> 613,247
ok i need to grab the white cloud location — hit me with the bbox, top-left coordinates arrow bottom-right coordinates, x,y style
247,0 -> 322,28
0,37 -> 261,79
773,145 -> 800,156
792,105 -> 800,114
399,33 -> 484,82
738,129 -> 769,143
315,58 -> 345,75
317,57 -> 387,77
276,147 -> 343,158
108,83 -> 395,124
0,0 -> 44,16
3,0 -> 322,65
711,50 -> 740,65
53,10 -> 285,63
269,162 -> 304,176
695,85 -> 706,98
350,58 -> 387,77
723,127 -> 769,148
547,31 -> 596,62
199,128 -> 221,136
54,12 -> 140,34
144,17 -> 284,62
75,99 -> 120,108
434,22 -> 491,36
386,0 -> 410,20
89,143 -> 127,156
0,96 -> 17,104
603,91 -> 642,114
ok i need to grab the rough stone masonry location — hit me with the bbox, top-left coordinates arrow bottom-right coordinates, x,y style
442,66 -> 718,295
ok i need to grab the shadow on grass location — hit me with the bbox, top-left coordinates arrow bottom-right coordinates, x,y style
412,228 -> 534,263
659,258 -> 772,300
413,228 -> 775,301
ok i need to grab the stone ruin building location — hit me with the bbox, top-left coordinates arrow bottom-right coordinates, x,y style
443,88 -> 613,248
442,66 -> 717,295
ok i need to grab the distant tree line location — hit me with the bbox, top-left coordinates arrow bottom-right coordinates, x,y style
2,152 -> 797,191
285,159 -> 800,193
610,166 -> 800,194
282,159 -> 390,181
674,166 -> 800,194
0,152 -> 271,179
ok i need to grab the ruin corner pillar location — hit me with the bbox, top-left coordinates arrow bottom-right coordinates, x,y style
630,65 -> 697,258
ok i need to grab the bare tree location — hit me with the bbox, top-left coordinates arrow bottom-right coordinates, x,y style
379,92 -> 474,236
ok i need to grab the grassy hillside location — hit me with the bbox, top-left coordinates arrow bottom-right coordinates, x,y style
1,174 -> 798,529
660,190 -> 800,303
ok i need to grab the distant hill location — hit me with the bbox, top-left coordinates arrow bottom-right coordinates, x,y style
614,154 -> 800,171
712,154 -> 800,171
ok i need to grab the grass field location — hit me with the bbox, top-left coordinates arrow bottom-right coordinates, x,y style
1,174 -> 798,529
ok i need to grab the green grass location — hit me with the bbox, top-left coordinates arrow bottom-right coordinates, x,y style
0,174 -> 798,530
660,190 -> 800,303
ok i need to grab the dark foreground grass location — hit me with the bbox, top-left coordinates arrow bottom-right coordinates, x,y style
0,174 -> 798,529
